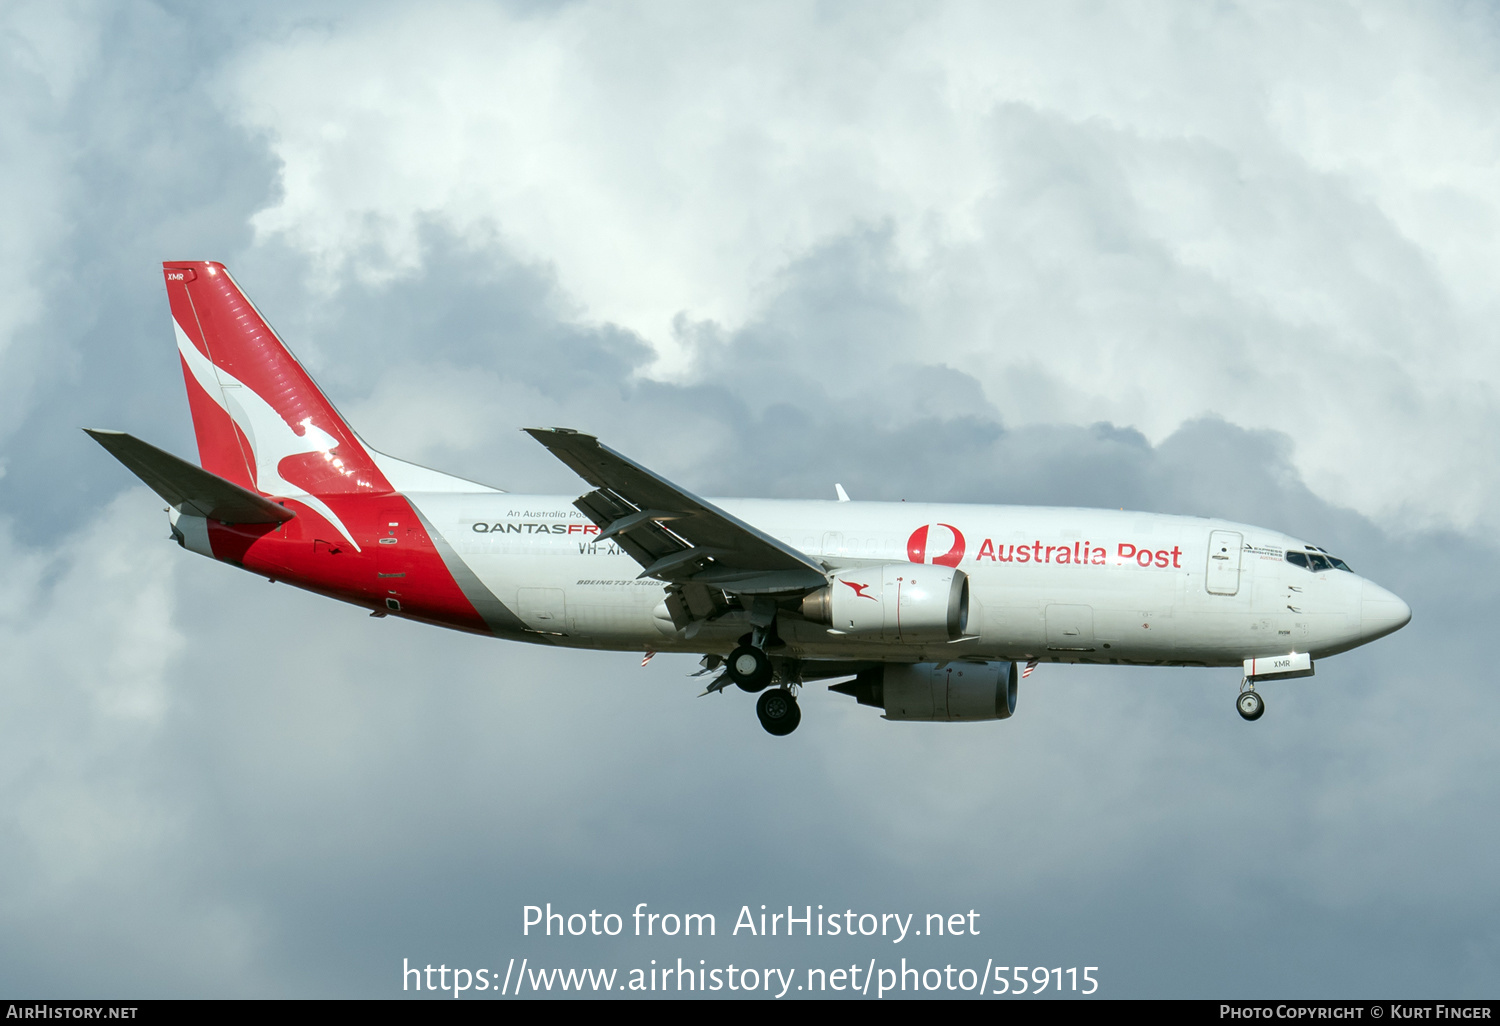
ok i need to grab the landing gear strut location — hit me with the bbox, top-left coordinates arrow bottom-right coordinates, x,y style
756,688 -> 801,736
733,609 -> 799,733
1236,680 -> 1265,721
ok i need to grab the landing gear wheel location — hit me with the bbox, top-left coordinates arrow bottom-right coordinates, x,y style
728,644 -> 773,693
1237,689 -> 1265,721
756,688 -> 801,736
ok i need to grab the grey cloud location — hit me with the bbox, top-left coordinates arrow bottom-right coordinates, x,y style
9,228 -> 1491,998
1,1 -> 281,541
4,416 -> 1490,997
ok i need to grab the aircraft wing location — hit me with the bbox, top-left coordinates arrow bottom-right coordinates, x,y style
86,429 -> 295,524
525,428 -> 827,595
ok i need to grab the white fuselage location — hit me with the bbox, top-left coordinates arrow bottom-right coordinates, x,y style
409,494 -> 1409,668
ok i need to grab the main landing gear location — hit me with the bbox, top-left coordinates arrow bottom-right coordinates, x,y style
756,688 -> 801,736
727,644 -> 773,692
1237,680 -> 1265,721
725,619 -> 801,736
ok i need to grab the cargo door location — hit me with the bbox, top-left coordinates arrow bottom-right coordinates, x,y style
1206,530 -> 1243,596
1045,604 -> 1095,651
517,587 -> 568,634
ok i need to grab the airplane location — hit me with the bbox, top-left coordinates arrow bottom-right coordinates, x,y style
87,261 -> 1412,736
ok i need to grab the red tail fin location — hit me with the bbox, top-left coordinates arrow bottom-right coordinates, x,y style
162,261 -> 392,499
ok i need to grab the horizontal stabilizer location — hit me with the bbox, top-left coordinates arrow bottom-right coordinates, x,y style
85,429 -> 295,524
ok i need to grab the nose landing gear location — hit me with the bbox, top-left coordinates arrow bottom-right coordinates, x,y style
1236,680 -> 1265,721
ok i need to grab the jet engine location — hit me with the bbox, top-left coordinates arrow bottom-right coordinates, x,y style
830,661 -> 1018,722
800,564 -> 969,642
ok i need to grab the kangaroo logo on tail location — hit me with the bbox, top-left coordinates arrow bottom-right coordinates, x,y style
164,261 -> 397,550
174,322 -> 364,550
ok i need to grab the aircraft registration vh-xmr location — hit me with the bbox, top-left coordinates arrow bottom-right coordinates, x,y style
89,262 -> 1412,736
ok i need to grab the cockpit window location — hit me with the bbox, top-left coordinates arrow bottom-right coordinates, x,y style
1285,549 -> 1354,573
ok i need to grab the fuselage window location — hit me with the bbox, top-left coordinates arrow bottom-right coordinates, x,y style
1285,551 -> 1310,570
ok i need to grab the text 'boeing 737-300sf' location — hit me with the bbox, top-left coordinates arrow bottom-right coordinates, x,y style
88,262 -> 1412,735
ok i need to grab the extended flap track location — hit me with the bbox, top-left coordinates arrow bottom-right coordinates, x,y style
576,487 -> 698,574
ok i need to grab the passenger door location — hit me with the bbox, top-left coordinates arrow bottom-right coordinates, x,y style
1206,531 -> 1243,596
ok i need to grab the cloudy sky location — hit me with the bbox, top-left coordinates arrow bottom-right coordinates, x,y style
1,0 -> 1496,999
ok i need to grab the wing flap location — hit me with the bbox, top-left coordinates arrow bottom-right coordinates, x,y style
86,429 -> 295,524
526,428 -> 824,590
575,487 -> 683,568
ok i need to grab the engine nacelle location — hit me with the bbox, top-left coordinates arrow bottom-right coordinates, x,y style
830,661 -> 1018,721
800,564 -> 969,643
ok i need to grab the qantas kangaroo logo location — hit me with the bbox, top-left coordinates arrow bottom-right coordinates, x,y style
173,320 -> 362,551
907,524 -> 965,567
841,579 -> 877,601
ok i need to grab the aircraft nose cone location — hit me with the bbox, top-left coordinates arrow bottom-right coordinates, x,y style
1360,581 -> 1412,641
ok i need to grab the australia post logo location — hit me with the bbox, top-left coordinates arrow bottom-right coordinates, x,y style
907,524 -> 966,567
